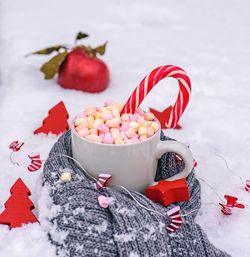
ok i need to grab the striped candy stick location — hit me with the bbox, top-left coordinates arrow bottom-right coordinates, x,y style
9,141 -> 24,152
166,206 -> 183,232
95,173 -> 112,190
245,180 -> 250,192
219,203 -> 232,216
121,65 -> 191,128
27,153 -> 42,172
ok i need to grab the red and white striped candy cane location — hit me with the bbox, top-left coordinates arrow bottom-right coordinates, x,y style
166,206 -> 183,232
245,180 -> 250,192
121,65 -> 191,128
27,153 -> 42,172
95,173 -> 112,190
9,140 -> 24,152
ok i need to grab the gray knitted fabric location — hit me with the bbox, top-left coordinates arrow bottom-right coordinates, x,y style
41,130 -> 230,257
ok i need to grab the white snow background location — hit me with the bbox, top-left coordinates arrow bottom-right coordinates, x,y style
1,0 -> 250,256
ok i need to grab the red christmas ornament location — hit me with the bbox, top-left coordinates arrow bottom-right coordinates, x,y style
58,48 -> 109,93
0,178 -> 38,228
149,106 -> 182,129
34,101 -> 69,135
145,178 -> 190,206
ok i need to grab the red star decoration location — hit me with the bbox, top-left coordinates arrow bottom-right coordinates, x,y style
149,106 -> 182,129
145,178 -> 190,206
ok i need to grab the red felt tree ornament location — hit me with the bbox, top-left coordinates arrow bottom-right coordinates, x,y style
34,101 -> 69,135
149,106 -> 182,129
0,178 -> 38,228
146,178 -> 190,206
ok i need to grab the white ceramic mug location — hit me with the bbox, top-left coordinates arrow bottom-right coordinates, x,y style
71,119 -> 194,193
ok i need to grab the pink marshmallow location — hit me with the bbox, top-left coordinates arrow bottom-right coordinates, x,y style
102,113 -> 113,121
135,107 -> 145,116
131,136 -> 140,143
130,114 -> 139,122
98,124 -> 109,133
120,131 -> 126,139
120,123 -> 131,131
104,99 -> 115,106
98,195 -> 109,208
103,132 -> 114,144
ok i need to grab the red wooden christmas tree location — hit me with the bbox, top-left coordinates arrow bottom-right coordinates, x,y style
0,178 -> 38,228
34,101 -> 69,135
149,106 -> 182,129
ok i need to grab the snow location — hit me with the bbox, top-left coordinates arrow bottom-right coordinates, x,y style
1,0 -> 250,256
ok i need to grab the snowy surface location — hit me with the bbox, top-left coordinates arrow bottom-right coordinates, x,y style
1,0 -> 250,256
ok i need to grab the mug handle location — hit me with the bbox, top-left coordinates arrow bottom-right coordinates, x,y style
152,140 -> 194,184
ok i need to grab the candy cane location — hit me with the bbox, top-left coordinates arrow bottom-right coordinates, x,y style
245,180 -> 250,192
166,206 -> 183,232
27,153 -> 42,172
219,204 -> 232,216
95,173 -> 112,190
9,140 -> 24,152
121,65 -> 191,128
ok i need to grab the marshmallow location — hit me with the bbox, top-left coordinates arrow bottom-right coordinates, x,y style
111,106 -> 120,118
131,136 -> 140,143
60,172 -> 72,182
150,122 -> 159,132
144,112 -> 155,121
135,107 -> 145,116
98,195 -> 109,208
87,116 -> 95,128
114,137 -> 124,144
102,112 -> 113,121
94,112 -> 102,119
147,127 -> 155,137
86,108 -> 97,116
110,128 -> 120,139
120,123 -> 130,131
121,113 -> 130,122
98,124 -> 109,133
130,114 -> 139,122
92,118 -> 104,129
75,117 -> 87,126
104,99 -> 115,106
139,135 -> 148,141
129,121 -> 140,132
138,126 -> 147,136
106,118 -> 120,128
85,134 -> 102,143
89,128 -> 98,135
78,128 -> 89,137
125,128 -> 135,138
103,132 -> 114,144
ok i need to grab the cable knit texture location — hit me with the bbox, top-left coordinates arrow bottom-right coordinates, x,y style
41,130 -> 230,257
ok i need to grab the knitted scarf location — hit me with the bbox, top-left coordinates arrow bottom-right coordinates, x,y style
41,130 -> 230,257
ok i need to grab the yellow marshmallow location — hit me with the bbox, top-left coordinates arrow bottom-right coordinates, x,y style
150,122 -> 159,132
138,126 -> 147,136
139,135 -> 148,141
147,127 -> 155,137
121,114 -> 130,122
60,172 -> 72,182
125,128 -> 134,138
144,112 -> 155,121
89,128 -> 98,135
110,128 -> 120,139
85,134 -> 102,143
75,118 -> 87,126
111,106 -> 120,118
129,121 -> 140,132
114,137 -> 124,144
94,112 -> 102,119
86,108 -> 97,116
